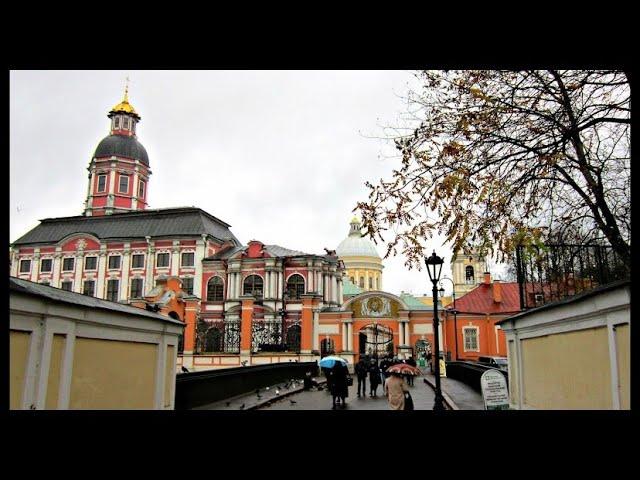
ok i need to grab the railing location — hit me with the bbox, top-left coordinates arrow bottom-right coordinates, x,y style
445,361 -> 509,392
515,244 -> 629,310
174,361 -> 319,410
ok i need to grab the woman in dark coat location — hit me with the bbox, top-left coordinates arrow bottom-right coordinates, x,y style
330,362 -> 349,409
368,359 -> 382,397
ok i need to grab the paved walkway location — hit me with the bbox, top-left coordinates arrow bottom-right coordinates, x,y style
261,375 -> 437,410
423,372 -> 485,410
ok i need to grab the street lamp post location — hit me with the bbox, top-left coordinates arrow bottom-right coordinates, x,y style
439,277 -> 458,361
425,250 -> 446,411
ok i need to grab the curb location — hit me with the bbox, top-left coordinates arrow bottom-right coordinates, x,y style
422,376 -> 460,410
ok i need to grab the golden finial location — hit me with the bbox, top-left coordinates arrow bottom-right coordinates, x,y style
123,76 -> 130,102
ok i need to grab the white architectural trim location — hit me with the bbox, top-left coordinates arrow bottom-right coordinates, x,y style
463,325 -> 480,352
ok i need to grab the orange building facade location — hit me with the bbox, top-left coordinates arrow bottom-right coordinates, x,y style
442,273 -> 519,361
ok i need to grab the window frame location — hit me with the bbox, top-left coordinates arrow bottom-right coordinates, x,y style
84,256 -> 97,271
19,259 -> 31,273
156,252 -> 170,268
62,257 -> 75,272
286,274 -> 305,300
130,278 -> 144,298
106,279 -> 120,302
83,280 -> 95,297
114,116 -> 121,129
131,254 -> 145,269
243,274 -> 264,299
61,280 -> 73,292
118,175 -> 129,194
463,326 -> 479,352
108,255 -> 122,270
138,180 -> 145,198
207,276 -> 224,302
181,277 -> 194,295
181,252 -> 195,267
97,174 -> 107,193
40,258 -> 53,273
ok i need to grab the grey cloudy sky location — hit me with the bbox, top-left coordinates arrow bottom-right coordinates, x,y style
10,70 -> 469,296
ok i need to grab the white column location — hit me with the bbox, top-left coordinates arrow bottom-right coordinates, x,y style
312,310 -> 320,351
317,271 -> 322,295
10,249 -> 19,277
237,271 -> 242,298
332,275 -> 338,303
146,245 -> 155,291
342,322 -> 347,351
108,166 -> 116,194
171,242 -> 180,276
52,249 -> 62,288
30,250 -> 41,282
121,246 -> 131,300
131,170 -> 139,210
194,236 -> 206,299
404,322 -> 410,346
348,323 -> 353,351
337,278 -> 343,304
277,271 -> 283,298
226,272 -> 233,300
73,252 -> 84,293
96,248 -> 107,298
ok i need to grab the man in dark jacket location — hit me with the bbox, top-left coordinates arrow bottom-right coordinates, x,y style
379,356 -> 391,386
355,358 -> 368,397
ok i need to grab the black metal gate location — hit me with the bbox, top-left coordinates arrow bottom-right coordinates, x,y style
358,323 -> 394,359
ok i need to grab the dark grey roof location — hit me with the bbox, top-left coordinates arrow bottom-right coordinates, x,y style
264,245 -> 311,257
11,207 -> 241,246
203,243 -> 318,261
94,134 -> 149,166
10,277 -> 184,325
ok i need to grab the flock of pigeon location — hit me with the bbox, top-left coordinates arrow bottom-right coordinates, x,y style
222,378 -> 324,409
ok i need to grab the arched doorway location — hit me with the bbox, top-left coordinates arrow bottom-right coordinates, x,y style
358,323 -> 394,360
415,338 -> 432,362
320,338 -> 335,357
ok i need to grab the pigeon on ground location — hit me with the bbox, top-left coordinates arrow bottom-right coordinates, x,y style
275,390 -> 280,395
181,366 -> 189,373
290,399 -> 297,404
239,404 -> 245,409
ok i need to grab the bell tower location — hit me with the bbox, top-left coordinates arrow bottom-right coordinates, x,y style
451,249 -> 487,296
84,81 -> 151,216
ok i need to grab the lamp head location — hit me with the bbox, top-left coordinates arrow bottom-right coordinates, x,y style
425,250 -> 444,283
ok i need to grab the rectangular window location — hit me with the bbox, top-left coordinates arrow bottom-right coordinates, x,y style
83,280 -> 95,297
119,175 -> 129,194
19,259 -> 31,273
131,254 -> 145,269
130,278 -> 144,298
61,280 -> 73,292
181,277 -> 194,295
359,277 -> 364,288
138,180 -> 145,198
181,252 -> 194,267
157,253 -> 170,268
84,256 -> 97,270
97,175 -> 107,193
62,257 -> 75,272
463,328 -> 479,352
123,117 -> 130,130
106,279 -> 119,302
40,258 -> 52,273
114,117 -> 120,129
108,255 -> 121,270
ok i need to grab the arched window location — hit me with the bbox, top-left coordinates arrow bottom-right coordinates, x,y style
465,266 -> 475,284
359,277 -> 365,288
243,275 -> 263,299
207,276 -> 224,301
286,274 -> 305,299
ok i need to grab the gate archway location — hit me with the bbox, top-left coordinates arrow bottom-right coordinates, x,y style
415,338 -> 432,361
358,323 -> 394,359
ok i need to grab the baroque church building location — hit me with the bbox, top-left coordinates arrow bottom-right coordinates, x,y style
11,88 -> 494,371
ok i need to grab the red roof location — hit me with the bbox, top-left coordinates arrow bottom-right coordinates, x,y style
448,282 -> 522,315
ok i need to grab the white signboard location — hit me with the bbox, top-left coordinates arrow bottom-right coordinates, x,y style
480,369 -> 509,410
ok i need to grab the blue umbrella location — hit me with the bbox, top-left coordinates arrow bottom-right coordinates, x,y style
318,356 -> 348,368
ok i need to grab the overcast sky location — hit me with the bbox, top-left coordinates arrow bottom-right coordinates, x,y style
10,70 -> 480,296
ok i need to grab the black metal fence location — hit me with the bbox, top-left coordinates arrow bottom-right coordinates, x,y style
175,362 -> 319,410
445,361 -> 509,392
515,244 -> 629,310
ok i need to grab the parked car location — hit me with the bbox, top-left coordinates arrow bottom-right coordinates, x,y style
477,356 -> 508,371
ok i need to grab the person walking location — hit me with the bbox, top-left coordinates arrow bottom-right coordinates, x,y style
368,359 -> 382,397
384,371 -> 410,410
355,358 -> 368,398
330,362 -> 349,409
406,356 -> 417,386
379,356 -> 390,387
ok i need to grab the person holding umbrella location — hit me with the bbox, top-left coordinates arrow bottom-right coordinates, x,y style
385,363 -> 421,410
368,358 -> 382,397
330,361 -> 349,409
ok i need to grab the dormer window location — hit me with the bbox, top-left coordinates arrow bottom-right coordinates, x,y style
119,175 -> 129,194
114,117 -> 121,129
122,117 -> 130,130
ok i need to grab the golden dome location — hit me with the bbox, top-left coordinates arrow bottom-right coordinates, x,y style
110,82 -> 139,117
